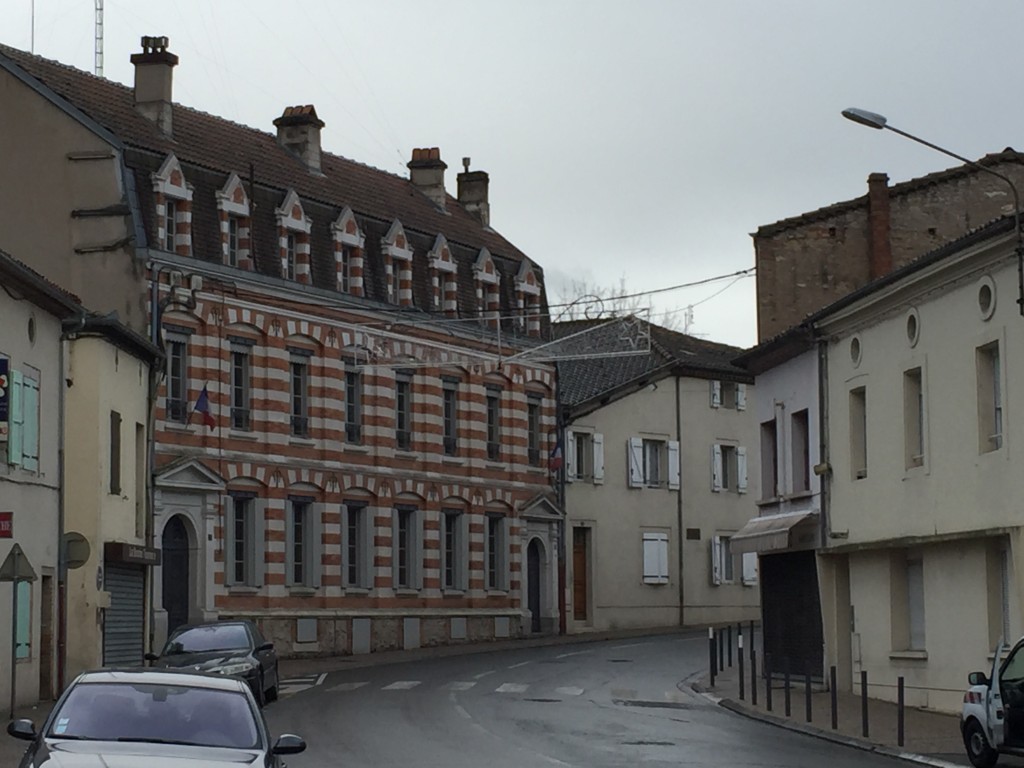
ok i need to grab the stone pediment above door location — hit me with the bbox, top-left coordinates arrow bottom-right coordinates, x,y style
155,457 -> 225,492
519,493 -> 564,522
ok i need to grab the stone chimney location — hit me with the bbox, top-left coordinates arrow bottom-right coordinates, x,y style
408,148 -> 448,208
273,106 -> 325,173
457,157 -> 490,228
867,172 -> 892,279
130,36 -> 178,135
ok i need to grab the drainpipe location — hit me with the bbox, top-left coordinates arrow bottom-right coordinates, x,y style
675,375 -> 685,627
817,336 -> 831,678
146,260 -> 162,655
555,400 -> 567,636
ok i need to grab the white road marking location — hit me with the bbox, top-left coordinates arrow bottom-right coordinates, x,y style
609,643 -> 644,650
555,650 -> 592,659
315,672 -> 327,686
508,661 -> 531,669
454,704 -> 472,719
447,681 -> 476,691
474,670 -> 495,679
383,680 -> 421,690
495,683 -> 528,693
327,681 -> 368,692
555,686 -> 584,696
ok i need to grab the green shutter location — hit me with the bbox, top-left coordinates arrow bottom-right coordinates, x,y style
15,580 -> 31,659
22,377 -> 39,472
8,370 -> 23,466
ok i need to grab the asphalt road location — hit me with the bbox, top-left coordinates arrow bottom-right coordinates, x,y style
265,634 -> 913,768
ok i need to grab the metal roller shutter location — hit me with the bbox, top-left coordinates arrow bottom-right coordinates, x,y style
103,563 -> 145,667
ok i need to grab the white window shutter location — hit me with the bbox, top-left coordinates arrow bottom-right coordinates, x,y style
711,444 -> 723,492
737,383 -> 747,410
593,433 -> 605,485
565,429 -> 576,483
737,446 -> 748,494
8,370 -> 23,466
742,552 -> 759,586
642,534 -> 658,582
628,437 -> 643,488
667,440 -> 680,491
710,536 -> 722,586
710,380 -> 722,409
657,535 -> 669,582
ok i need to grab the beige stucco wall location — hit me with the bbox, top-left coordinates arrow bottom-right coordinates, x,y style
63,335 -> 153,678
821,239 -> 1023,712
0,290 -> 63,707
0,67 -> 147,332
565,374 -> 760,633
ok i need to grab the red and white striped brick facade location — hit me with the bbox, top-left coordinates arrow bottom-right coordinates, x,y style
429,235 -> 459,317
152,154 -> 193,257
216,173 -> 253,270
276,189 -> 312,283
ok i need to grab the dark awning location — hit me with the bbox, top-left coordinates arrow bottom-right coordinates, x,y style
730,512 -> 819,554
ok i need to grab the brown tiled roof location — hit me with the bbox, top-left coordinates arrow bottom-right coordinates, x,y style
755,149 -> 1024,238
0,44 -> 529,262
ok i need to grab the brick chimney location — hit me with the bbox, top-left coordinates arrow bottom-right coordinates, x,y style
867,172 -> 892,279
130,36 -> 178,135
408,148 -> 448,208
457,157 -> 490,228
274,106 -> 325,173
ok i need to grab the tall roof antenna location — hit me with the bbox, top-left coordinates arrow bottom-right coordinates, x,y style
94,0 -> 104,77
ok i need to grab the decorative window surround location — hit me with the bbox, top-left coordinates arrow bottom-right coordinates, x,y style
429,234 -> 459,317
515,260 -> 542,337
382,219 -> 414,306
276,189 -> 313,283
332,207 -> 365,296
216,172 -> 253,270
151,153 -> 194,257
473,247 -> 501,329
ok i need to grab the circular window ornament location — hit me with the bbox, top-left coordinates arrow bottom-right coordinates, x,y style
905,308 -> 920,348
978,276 -> 996,321
850,336 -> 862,367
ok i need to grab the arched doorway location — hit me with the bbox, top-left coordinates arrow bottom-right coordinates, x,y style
162,516 -> 191,635
527,539 -> 543,633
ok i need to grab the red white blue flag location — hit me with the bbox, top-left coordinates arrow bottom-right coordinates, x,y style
548,431 -> 563,472
191,385 -> 216,431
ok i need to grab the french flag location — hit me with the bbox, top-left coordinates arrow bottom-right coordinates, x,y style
548,432 -> 563,472
192,385 -> 216,431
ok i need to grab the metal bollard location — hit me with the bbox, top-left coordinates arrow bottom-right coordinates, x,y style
805,670 -> 812,722
749,620 -> 755,658
718,628 -> 724,672
738,634 -> 745,700
751,650 -> 758,706
765,653 -> 773,712
727,625 -> 733,668
708,627 -> 716,687
898,676 -> 905,747
784,664 -> 791,717
830,666 -> 838,730
861,670 -> 869,738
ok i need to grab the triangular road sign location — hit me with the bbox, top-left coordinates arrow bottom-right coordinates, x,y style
0,543 -> 37,582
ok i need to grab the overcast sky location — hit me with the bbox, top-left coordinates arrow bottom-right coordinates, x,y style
4,1 -> 1024,348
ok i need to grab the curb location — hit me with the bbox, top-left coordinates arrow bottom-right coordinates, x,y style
689,682 -> 964,768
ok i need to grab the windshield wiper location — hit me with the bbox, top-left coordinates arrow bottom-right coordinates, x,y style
115,737 -> 198,746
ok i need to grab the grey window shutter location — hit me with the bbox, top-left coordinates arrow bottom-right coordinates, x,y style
593,433 -> 605,485
223,498 -> 236,587
460,512 -> 470,591
252,499 -> 266,588
312,503 -> 324,589
710,380 -> 722,408
627,437 -> 644,488
414,509 -> 424,590
391,510 -> 400,589
285,503 -> 296,587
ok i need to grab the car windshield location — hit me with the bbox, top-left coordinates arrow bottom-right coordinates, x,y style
164,625 -> 251,654
48,681 -> 262,749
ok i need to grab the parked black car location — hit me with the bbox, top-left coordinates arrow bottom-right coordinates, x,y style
6,668 -> 305,767
146,620 -> 280,706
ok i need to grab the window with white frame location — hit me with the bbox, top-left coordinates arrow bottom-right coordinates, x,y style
6,368 -> 40,472
527,395 -> 542,467
711,443 -> 747,493
760,419 -> 778,499
710,380 -> 747,410
443,378 -> 459,456
486,513 -> 509,591
289,351 -> 310,437
343,502 -> 372,589
791,409 -> 810,493
442,509 -> 468,591
286,497 -> 320,588
393,506 -> 421,590
710,534 -> 735,585
285,233 -> 297,281
628,437 -> 678,490
850,387 -> 867,478
339,244 -> 353,293
904,367 -> 924,468
165,332 -> 189,424
230,341 -> 252,431
570,431 -> 594,481
891,552 -> 925,651
486,386 -> 502,461
226,494 -> 263,587
164,198 -> 178,252
345,364 -> 362,444
642,532 -> 669,585
395,371 -> 412,450
977,342 -> 1002,453
227,216 -> 240,267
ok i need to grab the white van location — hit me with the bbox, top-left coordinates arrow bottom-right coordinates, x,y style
961,640 -> 1024,767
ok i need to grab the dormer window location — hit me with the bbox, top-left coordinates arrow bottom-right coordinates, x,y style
276,189 -> 312,283
151,153 -> 193,257
382,219 -> 414,307
515,260 -> 542,337
217,172 -> 253,270
332,207 -> 365,296
474,248 -> 500,329
429,234 -> 458,318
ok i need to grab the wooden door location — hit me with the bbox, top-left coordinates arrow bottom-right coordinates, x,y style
572,528 -> 588,620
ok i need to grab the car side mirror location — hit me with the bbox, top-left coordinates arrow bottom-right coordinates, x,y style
7,719 -> 37,741
271,734 -> 306,755
144,652 -> 159,663
258,642 -> 274,652
969,671 -> 990,686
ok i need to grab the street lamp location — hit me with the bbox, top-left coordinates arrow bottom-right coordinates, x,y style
842,107 -> 1024,316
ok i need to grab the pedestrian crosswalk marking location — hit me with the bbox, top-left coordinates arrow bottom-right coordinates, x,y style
495,683 -> 528,693
328,681 -> 369,692
277,674 -> 326,698
383,680 -> 421,690
555,686 -> 584,696
448,681 -> 476,691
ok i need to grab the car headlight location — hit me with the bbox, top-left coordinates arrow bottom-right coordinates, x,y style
210,661 -> 257,676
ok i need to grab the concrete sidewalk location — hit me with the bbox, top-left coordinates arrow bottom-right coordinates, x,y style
690,642 -> 981,767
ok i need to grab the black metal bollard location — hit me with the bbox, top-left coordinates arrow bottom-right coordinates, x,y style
708,628 -> 716,687
861,670 -> 869,738
898,676 -> 905,747
738,634 -> 745,700
830,666 -> 838,730
784,663 -> 791,717
749,620 -> 755,658
765,653 -> 773,712
805,670 -> 812,723
751,650 -> 758,706
727,625 -> 733,668
718,628 -> 724,672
